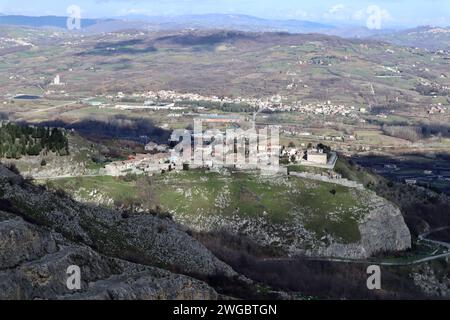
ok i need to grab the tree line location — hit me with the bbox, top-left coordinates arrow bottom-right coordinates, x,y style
0,122 -> 69,159
381,122 -> 450,142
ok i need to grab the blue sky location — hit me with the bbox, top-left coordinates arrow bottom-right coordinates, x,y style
0,0 -> 449,28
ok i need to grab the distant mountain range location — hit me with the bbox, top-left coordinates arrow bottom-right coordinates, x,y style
118,13 -> 333,33
0,13 -> 333,33
1,13 -> 449,50
0,14 -> 103,29
371,26 -> 450,50
0,13 -> 390,37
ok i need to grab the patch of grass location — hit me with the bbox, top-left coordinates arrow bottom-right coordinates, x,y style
48,169 -> 368,244
154,170 -> 365,242
51,176 -> 137,204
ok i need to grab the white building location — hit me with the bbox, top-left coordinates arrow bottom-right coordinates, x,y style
51,74 -> 65,86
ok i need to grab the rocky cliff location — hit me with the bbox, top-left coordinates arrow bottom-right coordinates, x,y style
0,211 -> 218,299
182,189 -> 412,260
314,192 -> 412,258
152,172 -> 412,260
0,165 -> 236,300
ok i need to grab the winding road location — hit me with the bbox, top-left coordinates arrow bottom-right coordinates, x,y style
262,227 -> 450,267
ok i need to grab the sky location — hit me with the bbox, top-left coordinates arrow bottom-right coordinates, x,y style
0,0 -> 449,28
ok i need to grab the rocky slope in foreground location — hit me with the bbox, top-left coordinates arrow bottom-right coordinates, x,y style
0,165 -> 237,300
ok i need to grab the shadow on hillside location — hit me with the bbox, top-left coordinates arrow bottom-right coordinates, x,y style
76,39 -> 157,56
194,230 -> 429,300
353,152 -> 450,195
343,154 -> 450,239
155,31 -> 257,46
27,115 -> 172,144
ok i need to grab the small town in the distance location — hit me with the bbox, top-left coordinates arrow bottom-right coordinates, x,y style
0,0 -> 450,303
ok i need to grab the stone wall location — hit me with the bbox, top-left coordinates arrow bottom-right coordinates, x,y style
289,172 -> 364,190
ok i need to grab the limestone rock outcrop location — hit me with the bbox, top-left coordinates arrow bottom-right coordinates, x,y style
0,165 -> 235,300
0,212 -> 218,300
315,192 -> 411,259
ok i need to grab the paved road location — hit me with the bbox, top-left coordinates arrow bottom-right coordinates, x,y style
419,227 -> 450,250
262,227 -> 450,267
263,252 -> 450,267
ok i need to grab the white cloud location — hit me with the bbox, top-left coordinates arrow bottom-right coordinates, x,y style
328,4 -> 344,15
118,8 -> 153,15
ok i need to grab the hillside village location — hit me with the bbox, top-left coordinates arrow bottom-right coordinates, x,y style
104,133 -> 337,177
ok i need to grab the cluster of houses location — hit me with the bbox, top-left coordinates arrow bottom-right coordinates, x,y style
125,90 -> 263,108
104,143 -> 176,176
0,37 -> 34,49
294,101 -> 363,117
86,89 -> 365,118
104,136 -> 336,176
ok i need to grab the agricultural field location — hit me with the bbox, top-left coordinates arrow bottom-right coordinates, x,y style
0,29 -> 448,108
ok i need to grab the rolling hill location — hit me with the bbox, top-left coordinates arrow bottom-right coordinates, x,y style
0,13 -> 395,38
1,28 -> 448,118
0,15 -> 102,29
372,26 -> 450,51
0,13 -> 333,34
